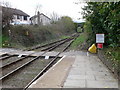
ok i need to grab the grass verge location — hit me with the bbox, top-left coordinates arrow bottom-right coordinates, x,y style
104,47 -> 120,65
71,33 -> 87,49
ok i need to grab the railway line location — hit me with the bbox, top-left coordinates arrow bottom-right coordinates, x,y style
0,54 -> 13,60
1,34 -> 79,89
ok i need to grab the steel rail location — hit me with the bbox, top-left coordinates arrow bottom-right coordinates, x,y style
0,37 -> 71,80
1,38 -> 71,78
1,34 -> 79,87
0,55 -> 14,60
41,38 -> 72,51
1,38 -> 72,69
25,33 -> 78,51
0,55 -> 35,68
26,38 -> 69,51
24,39 -> 75,90
0,52 -> 47,81
0,54 -> 8,57
48,38 -> 73,51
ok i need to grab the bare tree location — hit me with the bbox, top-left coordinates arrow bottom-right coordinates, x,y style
1,1 -> 12,7
35,4 -> 42,15
1,1 -> 13,37
1,1 -> 13,27
50,12 -> 59,24
0,6 -> 2,36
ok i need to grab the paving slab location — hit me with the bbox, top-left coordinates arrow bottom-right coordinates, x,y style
59,51 -> 87,57
95,75 -> 117,81
87,80 -> 118,88
67,75 -> 95,80
63,55 -> 118,88
64,79 -> 86,88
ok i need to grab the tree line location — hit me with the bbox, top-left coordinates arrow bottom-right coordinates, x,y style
83,2 -> 120,47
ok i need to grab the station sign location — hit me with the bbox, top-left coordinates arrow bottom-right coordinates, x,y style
96,34 -> 104,43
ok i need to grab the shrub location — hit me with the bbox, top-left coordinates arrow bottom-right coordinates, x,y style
3,16 -> 76,48
10,25 -> 57,47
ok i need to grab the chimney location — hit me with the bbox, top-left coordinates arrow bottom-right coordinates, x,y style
37,11 -> 40,25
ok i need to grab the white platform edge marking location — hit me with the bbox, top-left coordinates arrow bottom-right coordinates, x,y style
29,55 -> 66,87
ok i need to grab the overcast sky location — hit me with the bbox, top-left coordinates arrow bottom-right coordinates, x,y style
1,0 -> 86,22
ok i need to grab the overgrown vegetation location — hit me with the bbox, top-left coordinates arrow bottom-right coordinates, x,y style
104,47 -> 120,65
82,2 -> 120,74
71,33 -> 87,50
83,2 -> 120,47
2,16 -> 75,48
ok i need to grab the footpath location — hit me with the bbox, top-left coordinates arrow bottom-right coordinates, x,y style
29,51 -> 118,89
63,54 -> 118,88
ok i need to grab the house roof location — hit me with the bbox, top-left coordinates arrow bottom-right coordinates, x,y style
2,6 -> 30,17
30,13 -> 51,20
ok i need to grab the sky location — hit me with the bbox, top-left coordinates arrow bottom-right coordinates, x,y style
0,0 -> 86,22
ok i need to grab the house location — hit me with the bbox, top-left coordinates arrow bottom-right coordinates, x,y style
2,6 -> 30,25
30,12 -> 51,25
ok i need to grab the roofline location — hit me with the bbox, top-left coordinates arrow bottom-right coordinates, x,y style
30,13 -> 51,20
2,6 -> 30,17
40,13 -> 51,20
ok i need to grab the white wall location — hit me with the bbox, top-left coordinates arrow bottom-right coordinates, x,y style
41,15 -> 51,25
31,14 -> 51,25
12,15 -> 30,25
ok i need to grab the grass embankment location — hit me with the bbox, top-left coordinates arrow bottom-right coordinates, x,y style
0,35 -> 2,48
0,35 -> 10,48
2,24 -> 75,49
71,33 -> 87,50
2,16 -> 75,49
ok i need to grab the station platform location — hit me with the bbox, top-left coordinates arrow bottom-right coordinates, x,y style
28,53 -> 118,88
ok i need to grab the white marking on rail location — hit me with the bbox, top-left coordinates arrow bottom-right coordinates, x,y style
18,54 -> 23,57
45,56 -> 49,59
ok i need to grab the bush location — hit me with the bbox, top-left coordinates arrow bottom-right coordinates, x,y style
83,20 -> 94,45
10,25 -> 57,47
83,2 -> 120,47
3,16 -> 76,48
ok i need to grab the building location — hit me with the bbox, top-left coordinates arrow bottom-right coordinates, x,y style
30,12 -> 51,25
2,6 -> 30,25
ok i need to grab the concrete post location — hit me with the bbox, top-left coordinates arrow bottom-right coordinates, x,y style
37,11 -> 40,25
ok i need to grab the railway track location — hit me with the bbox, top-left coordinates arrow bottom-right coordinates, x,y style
25,33 -> 78,51
1,33 -> 79,89
0,54 -> 13,60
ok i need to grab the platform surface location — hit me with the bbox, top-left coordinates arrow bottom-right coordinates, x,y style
63,55 -> 118,88
0,48 -> 118,88
28,52 -> 118,88
29,56 -> 75,88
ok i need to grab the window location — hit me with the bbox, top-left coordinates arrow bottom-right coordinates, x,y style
17,15 -> 20,19
24,16 -> 27,20
20,16 -> 22,21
